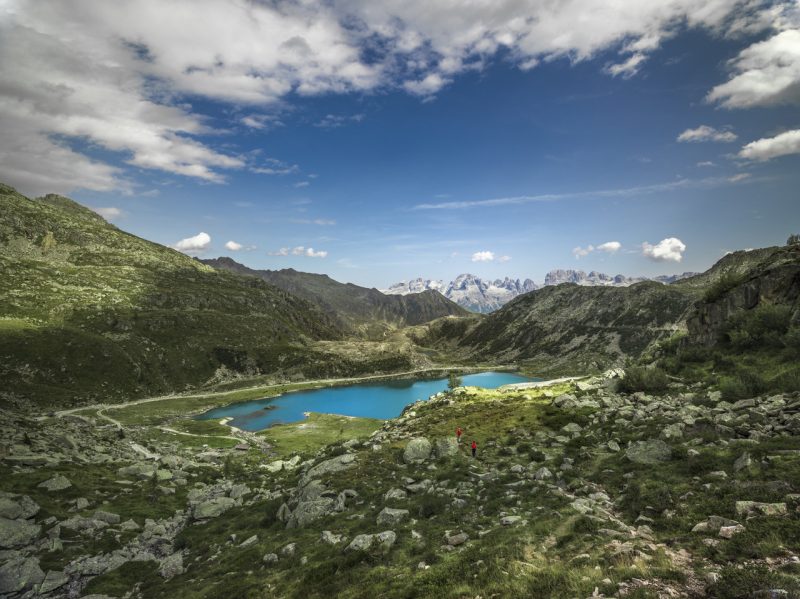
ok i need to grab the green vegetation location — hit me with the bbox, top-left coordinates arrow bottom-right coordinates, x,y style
618,365 -> 669,394
260,413 -> 383,457
447,372 -> 462,389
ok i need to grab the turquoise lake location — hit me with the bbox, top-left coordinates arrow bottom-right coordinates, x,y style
196,371 -> 537,431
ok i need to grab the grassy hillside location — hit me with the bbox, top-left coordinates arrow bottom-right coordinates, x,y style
418,281 -> 694,376
201,258 -> 469,337
0,183 -> 350,407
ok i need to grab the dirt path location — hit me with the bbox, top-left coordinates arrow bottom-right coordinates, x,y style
51,365 -> 493,420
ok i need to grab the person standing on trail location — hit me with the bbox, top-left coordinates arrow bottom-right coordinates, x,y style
456,426 -> 463,444
471,440 -> 477,458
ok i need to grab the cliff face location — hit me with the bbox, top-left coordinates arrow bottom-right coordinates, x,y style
686,245 -> 800,346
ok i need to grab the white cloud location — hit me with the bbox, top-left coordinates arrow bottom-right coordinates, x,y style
293,218 -> 336,225
93,206 -> 123,221
728,172 -> 751,182
270,245 -> 327,258
677,125 -> 737,143
596,241 -> 622,253
572,245 -> 594,258
708,29 -> 800,108
471,251 -> 495,262
739,129 -> 800,161
573,241 -> 621,258
241,114 -> 284,131
497,255 -> 511,263
224,240 -> 243,251
605,53 -> 647,78
697,161 -> 716,167
294,181 -> 310,188
0,0 -> 787,194
315,113 -> 364,128
642,237 -> 686,262
174,231 -> 211,254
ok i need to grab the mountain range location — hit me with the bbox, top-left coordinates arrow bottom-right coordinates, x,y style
383,270 -> 698,313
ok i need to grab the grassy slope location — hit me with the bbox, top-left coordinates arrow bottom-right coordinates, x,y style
202,258 -> 470,336
0,183 -> 347,407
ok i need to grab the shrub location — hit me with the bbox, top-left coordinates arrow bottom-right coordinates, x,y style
719,370 -> 767,400
724,304 -> 793,349
417,494 -> 449,519
618,366 -> 669,394
709,565 -> 800,599
704,272 -> 747,303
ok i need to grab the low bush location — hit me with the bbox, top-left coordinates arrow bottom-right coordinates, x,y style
704,272 -> 747,303
417,494 -> 449,519
709,564 -> 800,599
719,370 -> 768,400
618,366 -> 669,394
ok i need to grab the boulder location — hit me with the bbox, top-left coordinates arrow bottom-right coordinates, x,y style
0,517 -> 41,548
377,507 -> 409,526
286,498 -> 335,528
735,502 -> 787,518
193,497 -> 236,520
0,557 -> 45,595
346,534 -> 375,552
263,553 -> 279,564
93,510 -> 121,525
39,570 -> 69,594
719,525 -> 745,539
0,493 -> 39,520
625,439 -> 672,465
321,530 -> 345,545
501,515 -> 523,526
403,438 -> 432,464
607,440 -> 621,452
159,553 -> 183,579
445,531 -> 468,546
433,437 -> 459,459
384,488 -> 408,501
376,531 -> 397,549
533,467 -> 553,481
301,454 -> 357,482
733,452 -> 754,473
37,475 -> 72,491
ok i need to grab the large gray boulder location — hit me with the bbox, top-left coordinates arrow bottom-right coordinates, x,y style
625,439 -> 672,465
193,497 -> 236,520
403,438 -> 432,463
0,557 -> 45,595
0,493 -> 40,520
377,507 -> 409,526
37,475 -> 72,491
39,570 -> 69,594
301,454 -> 357,483
0,517 -> 41,548
286,498 -> 335,529
159,553 -> 183,579
433,437 -> 459,459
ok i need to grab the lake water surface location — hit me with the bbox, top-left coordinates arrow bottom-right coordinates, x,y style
196,371 -> 537,431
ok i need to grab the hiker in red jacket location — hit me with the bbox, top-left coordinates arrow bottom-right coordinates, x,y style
471,440 -> 477,458
456,427 -> 463,443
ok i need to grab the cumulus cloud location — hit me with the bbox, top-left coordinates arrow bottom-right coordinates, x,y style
174,232 -> 211,254
93,206 -> 123,221
739,129 -> 800,161
497,255 -> 511,263
573,241 -> 621,258
471,251 -> 495,262
677,125 -> 738,143
708,29 -> 800,108
0,0 -> 787,194
642,237 -> 686,262
224,240 -> 243,251
269,246 -> 327,258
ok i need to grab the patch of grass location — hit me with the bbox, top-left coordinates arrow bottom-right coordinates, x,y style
83,560 -> 161,597
618,366 -> 669,394
260,413 -> 383,458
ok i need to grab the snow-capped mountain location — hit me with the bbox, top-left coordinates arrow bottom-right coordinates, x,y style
382,270 -> 698,313
382,274 -> 537,314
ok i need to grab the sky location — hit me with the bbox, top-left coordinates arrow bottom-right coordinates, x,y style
1,0 -> 799,288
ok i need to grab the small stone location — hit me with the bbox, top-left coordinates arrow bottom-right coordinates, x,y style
719,525 -> 745,539
281,543 -> 297,556
501,515 -> 522,526
377,507 -> 409,526
239,535 -> 258,547
445,531 -> 468,546
263,553 -> 279,564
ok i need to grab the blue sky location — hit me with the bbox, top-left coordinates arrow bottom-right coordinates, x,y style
2,1 -> 798,288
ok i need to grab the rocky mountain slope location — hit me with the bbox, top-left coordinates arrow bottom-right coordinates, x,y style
385,271 -> 696,314
1,373 -> 798,598
0,184 -> 352,407
201,258 -> 468,335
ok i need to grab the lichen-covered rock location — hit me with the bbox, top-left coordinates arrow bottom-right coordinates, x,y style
301,454 -> 356,483
377,507 -> 409,526
0,557 -> 45,595
403,438 -> 432,463
433,437 -> 458,459
193,497 -> 236,520
625,439 -> 671,464
286,498 -> 335,529
37,474 -> 72,491
735,501 -> 787,517
0,517 -> 41,548
0,493 -> 40,520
